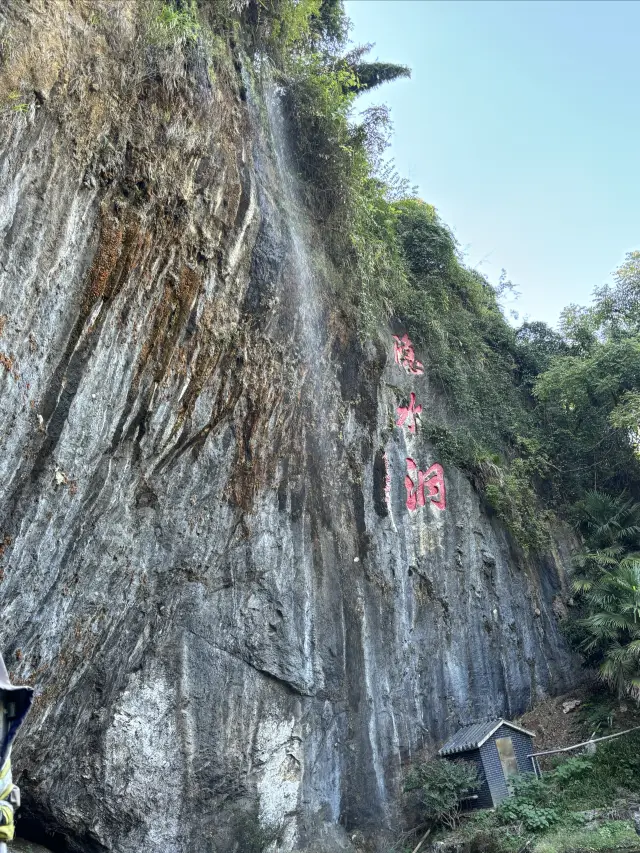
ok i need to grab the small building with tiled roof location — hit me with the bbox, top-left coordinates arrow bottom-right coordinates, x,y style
438,719 -> 536,808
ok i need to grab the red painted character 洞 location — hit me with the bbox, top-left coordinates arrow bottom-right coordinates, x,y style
404,458 -> 446,511
392,334 -> 424,376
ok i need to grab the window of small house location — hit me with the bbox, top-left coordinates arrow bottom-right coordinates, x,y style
495,736 -> 519,779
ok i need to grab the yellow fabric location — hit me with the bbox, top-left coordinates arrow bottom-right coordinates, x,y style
0,758 -> 15,839
0,801 -> 14,841
0,759 -> 11,801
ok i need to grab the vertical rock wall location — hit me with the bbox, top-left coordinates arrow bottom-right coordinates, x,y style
0,3 -> 577,851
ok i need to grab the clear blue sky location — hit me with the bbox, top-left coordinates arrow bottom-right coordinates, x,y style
344,0 -> 640,327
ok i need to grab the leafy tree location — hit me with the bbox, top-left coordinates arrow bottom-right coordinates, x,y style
525,254 -> 640,512
514,320 -> 567,390
404,758 -> 479,830
569,492 -> 640,698
557,302 -> 600,355
572,490 -> 640,553
574,558 -> 640,699
311,0 -> 348,46
351,60 -> 411,92
533,337 -> 640,502
592,250 -> 640,339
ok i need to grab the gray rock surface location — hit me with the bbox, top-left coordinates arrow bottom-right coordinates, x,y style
11,842 -> 54,853
0,2 -> 578,851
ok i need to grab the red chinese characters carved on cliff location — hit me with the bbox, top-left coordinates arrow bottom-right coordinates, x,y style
396,392 -> 422,434
392,334 -> 424,376
404,459 -> 446,511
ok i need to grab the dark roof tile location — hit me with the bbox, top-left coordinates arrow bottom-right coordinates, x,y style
438,719 -> 535,757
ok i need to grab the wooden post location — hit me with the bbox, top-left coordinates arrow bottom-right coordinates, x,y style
527,724 -> 640,762
410,827 -> 432,853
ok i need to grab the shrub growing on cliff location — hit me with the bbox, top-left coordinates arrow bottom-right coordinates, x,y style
144,0 -> 226,92
230,810 -> 284,852
404,758 -> 479,830
149,1 -> 202,47
484,456 -> 551,554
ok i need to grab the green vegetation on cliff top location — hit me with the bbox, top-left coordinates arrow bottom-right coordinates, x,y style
238,0 -> 640,549
240,0 -> 640,706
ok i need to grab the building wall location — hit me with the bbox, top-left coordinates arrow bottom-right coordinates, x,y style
454,750 -> 493,810
479,725 -> 535,806
508,727 -> 536,776
479,738 -> 509,805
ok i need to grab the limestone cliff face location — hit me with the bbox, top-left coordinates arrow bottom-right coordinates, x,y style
0,3 -> 577,851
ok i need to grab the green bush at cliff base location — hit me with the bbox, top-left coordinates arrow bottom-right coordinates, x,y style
498,737 -> 640,818
423,737 -> 640,852
404,758 -> 480,831
532,820 -> 640,853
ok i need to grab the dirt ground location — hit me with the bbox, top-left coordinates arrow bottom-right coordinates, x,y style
516,675 -> 640,771
517,692 -> 585,753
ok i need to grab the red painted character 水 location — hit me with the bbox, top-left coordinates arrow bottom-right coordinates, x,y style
396,392 -> 422,434
404,458 -> 446,511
